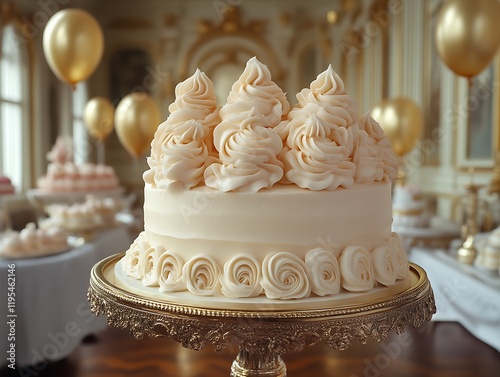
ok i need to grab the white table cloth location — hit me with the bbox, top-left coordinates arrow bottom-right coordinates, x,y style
410,248 -> 500,351
0,226 -> 131,367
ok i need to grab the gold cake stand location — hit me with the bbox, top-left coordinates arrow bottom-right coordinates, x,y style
88,253 -> 436,377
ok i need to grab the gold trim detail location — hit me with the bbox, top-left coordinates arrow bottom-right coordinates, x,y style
179,7 -> 282,81
107,18 -> 154,30
88,253 -> 436,354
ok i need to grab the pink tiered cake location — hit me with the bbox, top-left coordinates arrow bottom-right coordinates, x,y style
37,137 -> 119,192
0,176 -> 15,195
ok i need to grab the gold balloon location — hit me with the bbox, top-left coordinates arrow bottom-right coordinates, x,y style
43,9 -> 104,87
435,0 -> 500,78
371,97 -> 424,157
83,97 -> 115,142
114,93 -> 161,157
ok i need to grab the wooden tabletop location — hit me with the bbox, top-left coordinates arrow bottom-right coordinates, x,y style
3,322 -> 499,377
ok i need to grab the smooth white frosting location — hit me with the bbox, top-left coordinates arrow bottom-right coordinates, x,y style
143,183 -> 392,249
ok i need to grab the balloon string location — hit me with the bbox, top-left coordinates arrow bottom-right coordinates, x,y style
467,77 -> 474,92
467,76 -> 474,135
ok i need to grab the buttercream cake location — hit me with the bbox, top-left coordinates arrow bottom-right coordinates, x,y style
0,176 -> 15,195
45,195 -> 120,230
392,184 -> 430,229
118,57 -> 410,309
38,137 -> 119,192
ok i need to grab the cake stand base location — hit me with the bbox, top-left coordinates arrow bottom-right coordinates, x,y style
88,253 -> 436,377
231,351 -> 286,377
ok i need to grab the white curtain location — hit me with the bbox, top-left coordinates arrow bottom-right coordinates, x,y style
0,23 -> 28,191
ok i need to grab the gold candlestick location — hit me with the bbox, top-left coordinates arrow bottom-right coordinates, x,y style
488,151 -> 500,196
457,182 -> 482,264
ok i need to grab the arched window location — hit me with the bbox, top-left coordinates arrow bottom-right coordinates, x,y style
0,21 -> 29,192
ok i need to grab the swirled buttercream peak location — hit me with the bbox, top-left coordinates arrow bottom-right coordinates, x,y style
144,58 -> 397,192
144,69 -> 220,189
169,69 -> 218,115
293,65 -> 358,124
221,57 -> 290,127
204,108 -> 284,192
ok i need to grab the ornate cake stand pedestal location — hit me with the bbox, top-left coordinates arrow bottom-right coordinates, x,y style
88,253 -> 436,377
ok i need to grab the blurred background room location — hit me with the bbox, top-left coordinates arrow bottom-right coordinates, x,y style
0,0 -> 499,376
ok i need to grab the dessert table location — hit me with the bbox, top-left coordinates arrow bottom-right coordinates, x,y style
0,225 -> 132,367
26,188 -> 125,211
409,247 -> 500,351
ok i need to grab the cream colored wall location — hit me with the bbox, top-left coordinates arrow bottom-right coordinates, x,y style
14,0 -> 499,223
19,0 -> 350,203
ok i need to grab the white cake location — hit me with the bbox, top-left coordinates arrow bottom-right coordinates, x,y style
392,184 -> 430,228
45,195 -> 120,230
476,227 -> 500,271
118,58 -> 409,309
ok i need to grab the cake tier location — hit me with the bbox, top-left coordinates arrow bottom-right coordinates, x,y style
144,182 -> 393,255
120,182 -> 409,301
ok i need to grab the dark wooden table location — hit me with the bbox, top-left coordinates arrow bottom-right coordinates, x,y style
2,322 -> 499,377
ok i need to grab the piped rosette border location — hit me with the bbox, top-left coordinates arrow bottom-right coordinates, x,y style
121,231 -> 409,300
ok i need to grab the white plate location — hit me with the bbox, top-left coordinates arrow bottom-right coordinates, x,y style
0,234 -> 85,260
